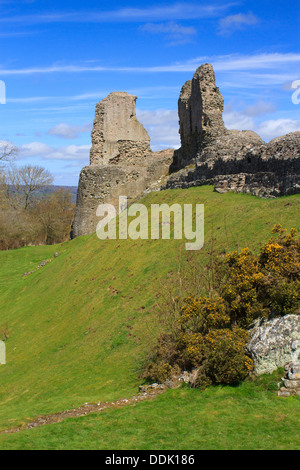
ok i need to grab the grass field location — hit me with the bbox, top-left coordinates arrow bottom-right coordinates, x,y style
0,186 -> 299,449
1,373 -> 299,450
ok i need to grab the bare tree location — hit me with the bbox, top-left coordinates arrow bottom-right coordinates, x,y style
3,164 -> 53,210
33,188 -> 75,244
0,142 -> 18,164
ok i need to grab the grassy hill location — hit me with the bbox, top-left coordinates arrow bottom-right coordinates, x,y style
0,186 -> 299,449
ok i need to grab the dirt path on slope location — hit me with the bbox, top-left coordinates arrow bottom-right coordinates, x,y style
0,386 -> 166,435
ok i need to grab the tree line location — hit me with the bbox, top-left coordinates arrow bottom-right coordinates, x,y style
0,143 -> 75,250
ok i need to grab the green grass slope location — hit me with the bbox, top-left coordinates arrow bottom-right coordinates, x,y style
0,186 -> 299,445
2,377 -> 300,450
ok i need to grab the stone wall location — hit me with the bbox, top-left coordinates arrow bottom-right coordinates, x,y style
171,63 -> 226,172
90,92 -> 151,166
72,64 -> 300,238
166,63 -> 300,197
71,150 -> 174,238
164,131 -> 300,197
278,363 -> 300,397
71,92 -> 174,238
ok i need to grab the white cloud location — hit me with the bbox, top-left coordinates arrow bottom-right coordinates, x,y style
15,109 -> 300,167
1,53 -> 299,82
0,3 -> 236,25
137,109 -> 178,125
20,141 -> 52,157
137,109 -> 180,150
242,101 -> 276,117
223,109 -> 255,131
223,100 -> 276,130
218,12 -> 258,35
19,142 -> 90,162
223,103 -> 300,141
138,106 -> 300,147
47,123 -> 92,139
140,21 -> 197,45
7,96 -> 57,103
256,119 -> 300,141
20,110 -> 181,160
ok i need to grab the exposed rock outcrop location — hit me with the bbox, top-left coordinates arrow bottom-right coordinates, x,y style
246,315 -> 300,376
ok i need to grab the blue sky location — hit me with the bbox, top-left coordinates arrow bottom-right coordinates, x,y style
0,0 -> 299,185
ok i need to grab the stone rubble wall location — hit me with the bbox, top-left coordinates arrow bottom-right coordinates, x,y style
72,63 -> 300,238
175,64 -> 226,170
71,91 -> 174,238
71,149 -> 174,238
90,92 -> 151,166
164,132 -> 300,197
167,63 -> 300,196
278,363 -> 300,397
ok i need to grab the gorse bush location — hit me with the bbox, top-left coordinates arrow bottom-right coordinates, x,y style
220,247 -> 268,328
221,224 -> 300,326
142,226 -> 300,388
143,296 -> 252,387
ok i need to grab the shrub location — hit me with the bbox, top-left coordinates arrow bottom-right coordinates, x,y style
221,226 -> 300,324
142,296 -> 253,386
142,226 -> 299,389
221,248 -> 268,328
205,327 -> 252,385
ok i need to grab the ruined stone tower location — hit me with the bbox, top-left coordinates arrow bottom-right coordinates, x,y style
172,63 -> 226,171
166,62 -> 300,196
71,92 -> 174,238
90,92 -> 151,166
71,64 -> 300,239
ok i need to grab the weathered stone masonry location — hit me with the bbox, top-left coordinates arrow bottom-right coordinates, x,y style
166,63 -> 300,197
71,92 -> 174,238
71,63 -> 300,238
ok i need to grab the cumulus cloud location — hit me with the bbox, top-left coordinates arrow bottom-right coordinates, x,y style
16,110 -> 180,165
137,109 -> 180,150
256,119 -> 300,141
223,107 -> 255,131
218,12 -> 258,36
16,104 -> 299,167
138,104 -> 299,149
19,141 -> 90,162
20,141 -> 52,157
223,102 -> 300,141
47,122 -> 92,139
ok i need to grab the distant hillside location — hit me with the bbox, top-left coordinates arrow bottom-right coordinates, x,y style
41,185 -> 78,203
4,184 -> 78,204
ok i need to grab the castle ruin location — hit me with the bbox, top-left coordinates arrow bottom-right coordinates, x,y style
71,92 -> 174,238
71,64 -> 300,238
